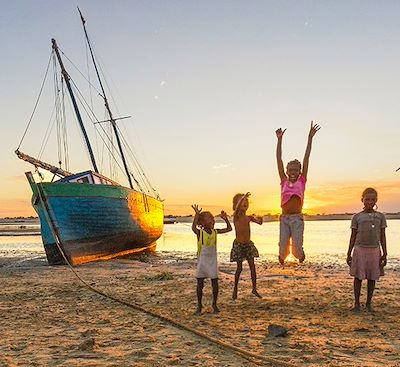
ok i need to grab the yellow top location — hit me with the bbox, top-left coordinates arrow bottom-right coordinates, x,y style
197,229 -> 217,255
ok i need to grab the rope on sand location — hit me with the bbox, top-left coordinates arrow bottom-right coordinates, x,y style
36,183 -> 298,367
81,284 -> 297,367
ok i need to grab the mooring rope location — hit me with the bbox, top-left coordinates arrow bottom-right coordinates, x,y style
35,182 -> 297,367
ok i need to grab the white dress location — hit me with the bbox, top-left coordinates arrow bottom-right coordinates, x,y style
196,229 -> 218,279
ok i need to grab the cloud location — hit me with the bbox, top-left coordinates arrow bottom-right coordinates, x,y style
212,163 -> 232,172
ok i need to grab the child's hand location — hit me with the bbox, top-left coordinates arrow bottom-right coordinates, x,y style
275,128 -> 286,138
191,204 -> 202,215
255,215 -> 263,223
346,255 -> 352,266
220,210 -> 228,220
309,121 -> 321,138
380,254 -> 387,267
250,214 -> 263,224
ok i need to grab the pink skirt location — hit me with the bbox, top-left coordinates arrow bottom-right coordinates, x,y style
350,246 -> 384,281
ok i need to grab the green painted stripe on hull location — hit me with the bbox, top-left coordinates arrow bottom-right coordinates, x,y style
27,179 -> 164,265
40,182 -> 141,199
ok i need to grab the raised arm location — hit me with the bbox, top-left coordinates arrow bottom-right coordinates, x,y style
191,204 -> 202,237
217,210 -> 232,234
250,214 -> 263,225
302,121 -> 321,180
275,128 -> 287,181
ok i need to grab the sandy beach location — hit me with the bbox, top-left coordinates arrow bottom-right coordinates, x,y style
1,253 -> 399,366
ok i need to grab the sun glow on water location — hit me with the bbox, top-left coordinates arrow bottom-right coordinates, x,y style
284,252 -> 298,263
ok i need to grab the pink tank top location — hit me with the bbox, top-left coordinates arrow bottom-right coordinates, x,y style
281,175 -> 306,207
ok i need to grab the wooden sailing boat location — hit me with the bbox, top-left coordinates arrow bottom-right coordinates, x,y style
15,12 -> 164,265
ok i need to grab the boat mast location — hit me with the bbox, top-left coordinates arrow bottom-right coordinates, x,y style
51,38 -> 99,173
78,9 -> 134,189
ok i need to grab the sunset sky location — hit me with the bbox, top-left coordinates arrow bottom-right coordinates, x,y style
1,1 -> 400,217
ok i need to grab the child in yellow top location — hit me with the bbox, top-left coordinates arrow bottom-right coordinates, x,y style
192,204 -> 232,314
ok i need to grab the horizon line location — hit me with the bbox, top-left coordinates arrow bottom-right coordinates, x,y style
4,211 -> 400,220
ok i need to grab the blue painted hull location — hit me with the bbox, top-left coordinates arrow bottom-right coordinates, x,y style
29,179 -> 164,265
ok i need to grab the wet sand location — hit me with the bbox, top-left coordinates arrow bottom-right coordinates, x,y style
1,253 -> 399,366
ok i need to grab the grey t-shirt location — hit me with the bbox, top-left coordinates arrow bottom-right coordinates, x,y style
351,211 -> 387,248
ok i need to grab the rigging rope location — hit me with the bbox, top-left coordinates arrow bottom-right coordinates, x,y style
117,126 -> 154,195
59,48 -> 103,98
59,43 -> 157,195
38,53 -> 62,160
17,52 -> 53,150
21,41 -> 158,198
116,123 -> 160,197
56,60 -> 63,166
70,37 -> 153,193
66,77 -> 128,180
35,182 -> 296,367
61,79 -> 70,171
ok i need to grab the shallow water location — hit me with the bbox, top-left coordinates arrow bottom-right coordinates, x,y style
159,219 -> 400,253
158,219 -> 400,268
1,219 -> 399,267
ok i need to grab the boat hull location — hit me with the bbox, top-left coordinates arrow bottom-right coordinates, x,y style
27,176 -> 164,265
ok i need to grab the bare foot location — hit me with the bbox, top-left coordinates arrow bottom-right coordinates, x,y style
194,305 -> 202,315
252,289 -> 262,298
352,305 -> 361,313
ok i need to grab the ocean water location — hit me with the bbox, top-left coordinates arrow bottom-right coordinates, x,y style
1,219 -> 400,267
159,219 -> 400,267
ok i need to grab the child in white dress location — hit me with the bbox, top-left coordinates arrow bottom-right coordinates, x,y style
191,204 -> 232,314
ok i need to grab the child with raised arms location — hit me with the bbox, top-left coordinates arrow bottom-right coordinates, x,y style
275,121 -> 320,264
230,192 -> 263,300
191,204 -> 232,314
347,188 -> 387,312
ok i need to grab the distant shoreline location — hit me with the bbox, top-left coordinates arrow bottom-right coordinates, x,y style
166,213 -> 400,223
2,213 -> 400,229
